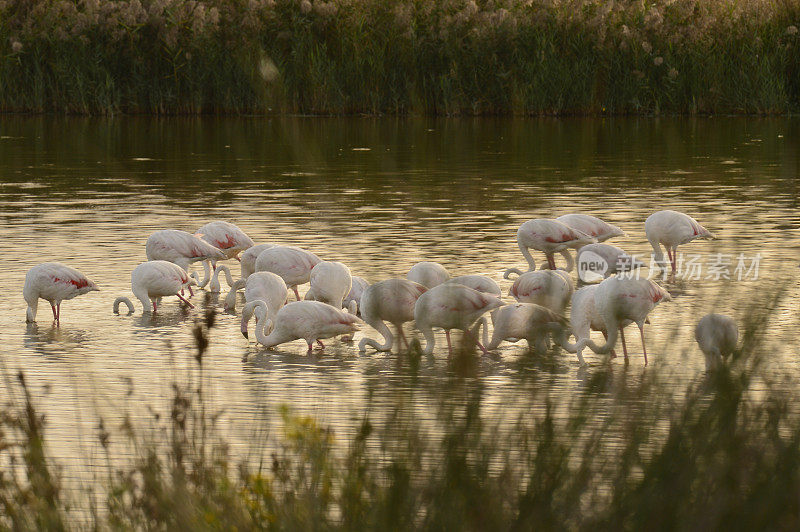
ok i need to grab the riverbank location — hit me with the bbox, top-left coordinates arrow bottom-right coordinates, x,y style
1,0 -> 798,115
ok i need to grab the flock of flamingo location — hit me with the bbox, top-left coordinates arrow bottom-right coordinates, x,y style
22,210 -> 738,369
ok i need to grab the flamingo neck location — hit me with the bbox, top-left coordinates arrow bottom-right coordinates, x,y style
358,318 -> 394,352
418,324 -> 436,355
26,300 -> 38,322
518,242 -> 538,271
577,324 -> 618,359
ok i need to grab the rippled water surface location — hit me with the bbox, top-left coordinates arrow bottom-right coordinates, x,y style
0,116 -> 798,492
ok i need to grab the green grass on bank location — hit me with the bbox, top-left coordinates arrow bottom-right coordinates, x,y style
1,292 -> 800,530
0,0 -> 799,115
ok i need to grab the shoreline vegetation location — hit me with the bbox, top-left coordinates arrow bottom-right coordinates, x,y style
1,0 -> 799,116
3,295 -> 800,529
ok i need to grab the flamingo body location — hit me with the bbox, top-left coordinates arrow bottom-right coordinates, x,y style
484,303 -> 567,353
254,245 -> 321,300
344,276 -> 369,316
645,210 -> 714,272
414,283 -> 503,355
695,313 -> 738,371
240,272 -> 289,337
358,279 -> 427,353
515,219 -> 596,271
304,261 -> 353,310
445,275 -> 502,297
240,243 -> 277,280
195,221 -> 255,261
407,261 -> 450,288
248,300 -> 361,352
576,243 -> 644,282
24,263 -> 99,322
508,270 -> 573,315
556,214 -> 625,242
145,230 -> 226,271
113,260 -> 196,314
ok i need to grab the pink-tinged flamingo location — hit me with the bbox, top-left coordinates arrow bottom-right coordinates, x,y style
358,279 -> 428,353
445,274 -> 502,297
645,210 -> 714,273
407,261 -> 450,288
239,272 -> 289,337
24,263 -> 99,324
413,283 -> 503,355
244,300 -> 361,354
481,303 -> 568,354
195,221 -> 254,261
145,230 -> 226,292
575,277 -> 672,365
556,214 -> 625,242
507,218 -> 596,274
695,313 -> 738,371
240,243 -> 277,280
507,270 -> 573,315
254,245 -> 321,301
113,261 -> 196,314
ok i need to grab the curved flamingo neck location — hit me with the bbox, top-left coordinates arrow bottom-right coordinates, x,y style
358,318 -> 394,352
518,242 -> 538,271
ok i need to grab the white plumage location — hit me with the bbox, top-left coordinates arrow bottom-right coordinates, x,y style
507,270 -> 573,315
195,221 -> 255,260
645,210 -> 714,273
695,313 -> 738,371
246,300 -> 361,353
304,261 -> 353,311
445,274 -> 502,297
483,303 -> 567,353
358,279 -> 428,353
23,262 -> 99,323
512,218 -> 596,272
240,272 -> 289,337
407,261 -> 450,288
414,283 -> 503,355
145,229 -> 226,290
113,260 -> 196,314
254,245 -> 321,300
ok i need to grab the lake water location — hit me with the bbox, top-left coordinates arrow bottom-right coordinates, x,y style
0,116 -> 798,498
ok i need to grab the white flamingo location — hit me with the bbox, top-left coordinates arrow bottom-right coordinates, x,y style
445,274 -> 502,297
575,243 -> 645,282
344,276 -> 369,316
239,272 -> 289,337
645,210 -> 714,273
507,270 -> 573,315
556,214 -> 625,242
407,261 -> 450,288
575,277 -> 672,365
145,229 -> 225,292
255,245 -> 321,300
240,243 -> 276,280
558,284 -> 644,365
24,263 -> 99,323
414,283 -> 503,355
195,221 -> 254,260
113,261 -> 196,314
695,313 -> 738,371
508,218 -> 596,273
303,261 -> 353,311
208,264 -> 238,293
481,303 -> 567,354
358,279 -> 428,353
244,300 -> 361,353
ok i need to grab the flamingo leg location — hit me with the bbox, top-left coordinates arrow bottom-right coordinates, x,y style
464,329 -> 489,355
292,286 -> 301,301
188,285 -> 195,298
51,304 -> 58,320
445,330 -> 453,355
603,330 -> 617,358
620,327 -> 628,360
547,254 -> 557,270
153,300 -> 158,312
640,324 -> 648,365
670,247 -> 677,273
307,343 -> 313,353
56,303 -> 61,323
176,293 -> 195,309
317,340 -> 325,350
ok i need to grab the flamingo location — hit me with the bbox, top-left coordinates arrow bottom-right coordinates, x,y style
303,261 -> 353,311
407,261 -> 450,288
195,221 -> 254,261
344,276 -> 369,316
145,230 -> 226,292
414,283 -> 503,355
558,285 -> 644,365
508,218 -> 596,274
23,263 -> 99,323
575,243 -> 645,283
239,272 -> 289,337
208,264 -> 238,293
240,243 -> 277,280
575,276 -> 672,365
254,245 -> 321,301
645,210 -> 714,273
695,313 -> 738,371
358,279 -> 428,353
244,300 -> 361,353
556,214 -> 625,242
481,303 -> 567,354
444,274 -> 502,297
507,270 -> 573,315
113,261 -> 196,314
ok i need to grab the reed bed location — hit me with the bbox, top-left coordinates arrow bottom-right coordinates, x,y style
1,292 -> 799,530
1,0 -> 799,115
